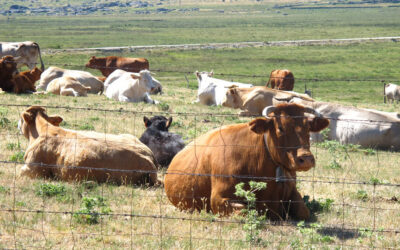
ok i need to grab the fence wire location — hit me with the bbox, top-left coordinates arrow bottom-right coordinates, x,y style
0,103 -> 399,249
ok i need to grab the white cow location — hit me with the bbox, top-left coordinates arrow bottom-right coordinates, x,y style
290,97 -> 400,150
105,69 -> 160,104
0,41 -> 44,70
38,66 -> 104,94
194,71 -> 253,106
104,69 -> 162,95
385,83 -> 400,103
46,76 -> 92,97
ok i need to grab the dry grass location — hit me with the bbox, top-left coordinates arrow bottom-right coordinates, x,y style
0,77 -> 399,248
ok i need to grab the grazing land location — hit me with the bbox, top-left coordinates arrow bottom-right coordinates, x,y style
0,1 -> 400,248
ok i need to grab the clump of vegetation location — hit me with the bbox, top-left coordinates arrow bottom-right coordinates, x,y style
303,195 -> 334,214
356,190 -> 368,201
158,102 -> 170,111
9,151 -> 24,163
6,142 -> 20,151
234,181 -> 267,246
0,185 -> 10,194
35,183 -> 67,198
297,221 -> 335,244
73,196 -> 111,225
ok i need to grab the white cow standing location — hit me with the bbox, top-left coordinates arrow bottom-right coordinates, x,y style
385,83 -> 400,103
38,66 -> 104,94
0,41 -> 44,70
194,71 -> 253,106
105,69 -> 160,104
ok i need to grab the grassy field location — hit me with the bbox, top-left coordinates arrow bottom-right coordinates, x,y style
1,3 -> 400,48
1,1 -> 400,249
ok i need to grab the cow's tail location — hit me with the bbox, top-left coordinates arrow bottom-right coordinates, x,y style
34,42 -> 45,71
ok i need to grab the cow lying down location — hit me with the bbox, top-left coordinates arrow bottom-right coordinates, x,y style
104,69 -> 162,95
46,76 -> 91,97
194,71 -> 253,106
38,66 -> 104,94
222,86 -> 313,116
139,116 -> 185,167
18,106 -> 159,185
289,98 -> 400,150
165,103 -> 329,220
105,69 -> 160,104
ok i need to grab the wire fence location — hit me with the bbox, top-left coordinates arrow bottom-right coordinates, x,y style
0,103 -> 399,249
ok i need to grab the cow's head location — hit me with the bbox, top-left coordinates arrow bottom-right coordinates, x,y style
18,106 -> 63,140
222,86 -> 243,109
85,56 -> 98,68
248,103 -> 329,172
131,70 -> 161,93
143,116 -> 172,131
30,67 -> 42,82
0,55 -> 18,78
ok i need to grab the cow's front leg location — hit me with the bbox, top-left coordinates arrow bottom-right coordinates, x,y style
210,191 -> 246,216
143,93 -> 158,104
288,189 -> 310,220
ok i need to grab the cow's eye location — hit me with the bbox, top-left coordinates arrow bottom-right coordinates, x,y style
278,126 -> 284,133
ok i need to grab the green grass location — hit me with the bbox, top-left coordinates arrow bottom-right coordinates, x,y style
1,4 -> 399,48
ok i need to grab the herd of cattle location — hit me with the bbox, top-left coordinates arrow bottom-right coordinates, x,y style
1,41 -> 400,220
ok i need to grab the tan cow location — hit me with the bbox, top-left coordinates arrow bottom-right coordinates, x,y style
18,106 -> 159,184
165,103 -> 329,220
46,76 -> 92,97
222,86 -> 313,116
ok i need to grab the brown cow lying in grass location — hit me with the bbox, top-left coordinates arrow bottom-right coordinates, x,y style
13,67 -> 42,94
86,56 -> 150,77
0,55 -> 19,92
18,106 -> 160,185
165,103 -> 329,220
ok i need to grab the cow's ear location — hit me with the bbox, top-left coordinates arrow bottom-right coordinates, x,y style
166,117 -> 173,129
209,70 -> 214,77
229,88 -> 236,95
249,118 -> 271,134
22,112 -> 34,124
143,116 -> 151,127
308,117 -> 329,132
91,56 -> 95,59
130,73 -> 140,80
48,115 -> 63,126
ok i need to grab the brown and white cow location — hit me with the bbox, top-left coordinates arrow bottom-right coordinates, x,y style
18,106 -> 160,184
0,41 -> 44,71
85,56 -> 149,77
266,69 -> 295,91
165,103 -> 329,220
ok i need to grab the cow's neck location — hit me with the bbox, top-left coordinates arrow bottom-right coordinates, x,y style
263,134 -> 293,182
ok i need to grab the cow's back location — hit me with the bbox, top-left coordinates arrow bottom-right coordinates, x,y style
24,131 -> 158,184
165,123 -> 270,212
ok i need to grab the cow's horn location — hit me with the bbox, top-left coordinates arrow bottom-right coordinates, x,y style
273,96 -> 292,102
262,106 -> 276,117
304,107 -> 321,117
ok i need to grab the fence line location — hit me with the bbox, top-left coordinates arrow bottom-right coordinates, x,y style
1,103 -> 399,248
31,61 -> 400,83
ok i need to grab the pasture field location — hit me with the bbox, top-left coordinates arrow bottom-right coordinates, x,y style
1,3 -> 400,48
1,1 -> 400,248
